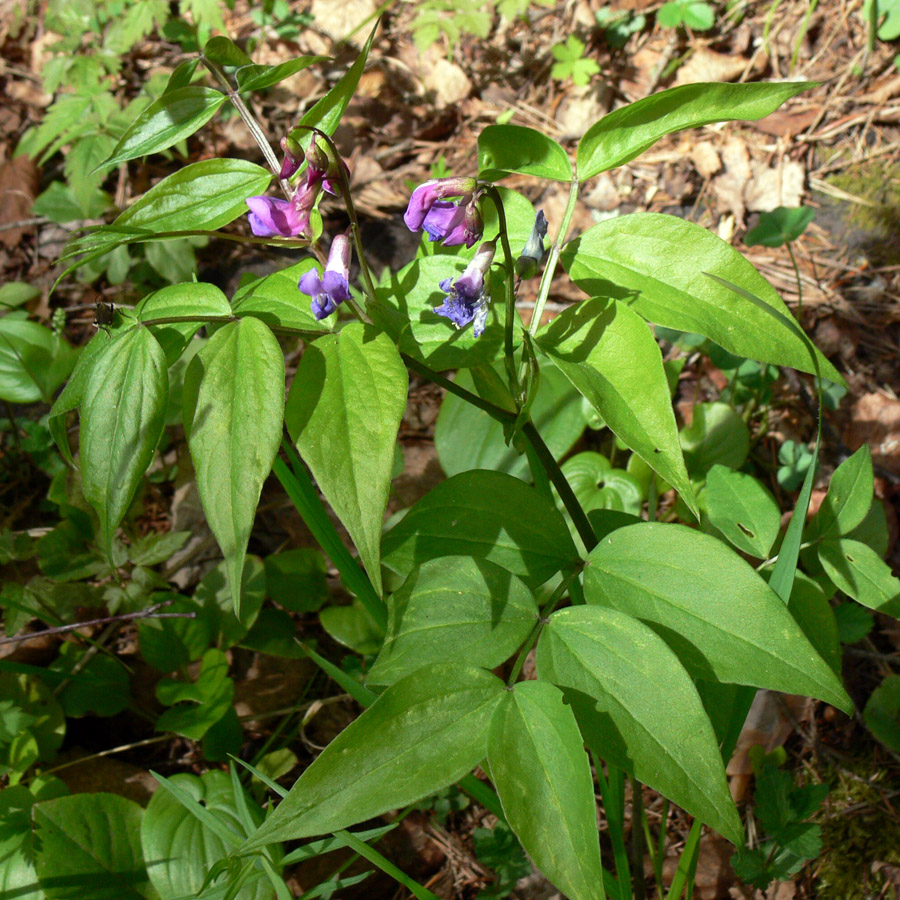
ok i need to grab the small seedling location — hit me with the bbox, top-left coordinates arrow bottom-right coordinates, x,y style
550,35 -> 601,86
657,0 -> 716,31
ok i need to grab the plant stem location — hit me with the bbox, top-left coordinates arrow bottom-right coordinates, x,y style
786,241 -> 803,318
632,777 -> 647,900
484,185 -> 521,401
201,56 -> 289,196
529,177 -> 579,337
505,569 -> 580,687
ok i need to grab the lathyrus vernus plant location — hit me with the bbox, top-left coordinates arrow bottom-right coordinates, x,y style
48,24 -> 880,899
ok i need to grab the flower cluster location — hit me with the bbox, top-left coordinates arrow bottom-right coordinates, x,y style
245,140 -> 345,239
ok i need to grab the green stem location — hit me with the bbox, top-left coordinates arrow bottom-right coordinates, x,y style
529,178 -> 579,337
505,569 -> 580,686
484,185 -> 521,402
522,421 -> 597,552
201,57 -> 288,197
594,756 -> 632,900
786,242 -> 803,319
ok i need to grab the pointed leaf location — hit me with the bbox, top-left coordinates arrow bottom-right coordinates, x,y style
368,557 -> 538,686
538,298 -> 695,513
381,469 -> 581,589
33,793 -> 149,900
184,317 -> 284,615
487,680 -> 606,900
286,323 -> 407,597
80,327 -> 168,554
135,281 -> 233,364
562,214 -> 840,382
478,124 -> 573,182
241,664 -> 505,848
113,158 -> 273,233
705,464 -> 781,558
101,86 -> 227,168
584,523 -> 850,711
813,446 -> 873,540
818,538 -> 900,615
236,56 -> 329,92
576,82 -> 814,180
537,606 -> 742,844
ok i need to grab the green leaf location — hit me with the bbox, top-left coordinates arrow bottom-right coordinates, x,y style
478,124 -> 573,182
657,0 -> 715,29
113,158 -> 273,233
381,469 -> 580,590
142,770 -> 272,900
49,643 -> 131,718
155,648 -> 234,740
787,574 -> 841,676
864,674 -> 900,752
562,214 -> 840,382
101,86 -> 228,168
203,35 -> 253,66
583,523 -> 850,711
704,465 -> 780,557
833,601 -> 873,644
265,548 -> 329,613
194,556 -> 267,649
138,594 -> 211,671
863,0 -> 900,40
320,599 -> 384,655
367,557 -> 538,686
561,452 -> 644,517
241,664 -> 506,848
435,363 -> 588,480
233,260 -> 333,333
236,56 -> 329,92
537,605 -> 742,844
576,82 -> 814,180
813,446 -> 873,540
371,256 -> 507,371
286,323 -> 406,598
487,680 -> 607,900
681,402 -> 750,478
744,207 -> 815,248
0,282 -> 40,310
537,297 -> 695,514
0,319 -> 77,404
135,281 -> 232,365
184,318 -> 284,616
80,327 -> 168,555
818,538 -> 900,615
33,793 -> 150,900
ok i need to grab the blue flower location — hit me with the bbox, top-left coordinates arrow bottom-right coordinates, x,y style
434,241 -> 496,337
299,234 -> 352,319
516,209 -> 548,280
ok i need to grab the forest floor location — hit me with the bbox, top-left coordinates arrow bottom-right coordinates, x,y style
2,0 -> 900,897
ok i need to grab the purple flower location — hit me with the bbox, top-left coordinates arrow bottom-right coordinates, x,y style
299,234 -> 352,320
434,241 -> 496,337
246,196 -> 310,238
404,177 -> 481,247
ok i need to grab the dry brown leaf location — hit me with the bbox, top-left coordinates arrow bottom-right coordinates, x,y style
744,159 -> 805,212
691,141 -> 721,178
712,136 -> 751,222
554,84 -> 610,141
309,0 -> 379,45
755,107 -> 819,137
422,51 -> 472,108
674,48 -> 750,86
0,154 -> 39,249
582,172 -> 621,211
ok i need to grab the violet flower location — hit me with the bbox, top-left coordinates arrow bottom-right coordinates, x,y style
404,177 -> 482,247
299,234 -> 352,320
245,196 -> 310,238
434,241 -> 496,337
